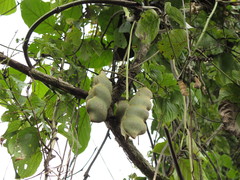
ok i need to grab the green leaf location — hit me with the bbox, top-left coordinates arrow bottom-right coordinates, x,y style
77,107 -> 91,154
172,159 -> 204,180
219,83 -> 240,103
119,21 -> 131,33
98,6 -> 121,41
0,0 -> 16,15
135,9 -> 160,44
153,99 -> 179,124
54,99 -> 75,123
58,107 -> 91,154
27,93 -> 46,109
158,29 -> 187,59
3,120 -> 22,138
226,168 -> 237,179
7,127 -> 40,159
78,39 -> 113,68
20,0 -> 56,34
153,141 -> 170,155
9,67 -> 27,82
1,110 -> 18,122
13,150 -> 42,178
219,154 -> 232,168
61,5 -> 82,21
32,80 -> 49,99
165,2 -> 185,27
114,29 -> 127,48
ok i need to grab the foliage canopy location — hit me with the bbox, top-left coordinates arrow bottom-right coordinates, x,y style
0,0 -> 240,179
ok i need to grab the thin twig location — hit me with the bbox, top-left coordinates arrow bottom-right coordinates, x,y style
164,126 -> 184,180
146,124 -> 157,167
83,129 -> 110,180
153,121 -> 183,180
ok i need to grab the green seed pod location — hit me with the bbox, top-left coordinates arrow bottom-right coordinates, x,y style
125,105 -> 149,121
115,100 -> 129,121
120,87 -> 152,138
86,97 -> 108,122
129,95 -> 152,111
86,72 -> 112,122
91,84 -> 112,107
136,87 -> 153,98
93,71 -> 112,92
121,115 -> 147,139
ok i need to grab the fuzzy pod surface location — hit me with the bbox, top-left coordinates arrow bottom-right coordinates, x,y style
86,72 -> 112,122
120,87 -> 153,138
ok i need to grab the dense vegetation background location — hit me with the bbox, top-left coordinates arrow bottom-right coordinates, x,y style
0,0 -> 240,179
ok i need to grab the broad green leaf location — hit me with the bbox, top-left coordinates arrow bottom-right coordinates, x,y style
213,136 -> 230,154
58,107 -> 91,154
43,92 -> 57,118
61,5 -> 82,21
219,154 -> 233,168
153,141 -> 170,155
20,0 -> 56,34
7,127 -> 40,159
0,82 -> 12,100
0,0 -> 16,15
32,81 -> 49,99
165,2 -> 185,27
9,76 -> 26,93
78,39 -> 113,68
58,123 -> 82,154
119,21 -> 131,33
24,93 -> 46,116
153,98 -> 179,124
27,93 -> 46,109
219,83 -> 240,103
13,150 -> 42,178
9,67 -> 27,82
114,29 -> 127,49
172,159 -> 206,180
1,109 -> 19,122
8,76 -> 27,105
77,107 -> 91,154
3,120 -> 22,138
65,27 -> 82,47
54,98 -> 75,123
227,168 -> 238,179
98,6 -> 121,41
158,29 -> 187,59
135,9 -> 160,44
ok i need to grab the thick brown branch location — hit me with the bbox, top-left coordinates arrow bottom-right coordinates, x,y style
0,53 -> 88,99
107,43 -> 165,179
106,118 -> 164,180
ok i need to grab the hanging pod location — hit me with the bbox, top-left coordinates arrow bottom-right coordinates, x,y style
119,87 -> 153,139
86,72 -> 112,122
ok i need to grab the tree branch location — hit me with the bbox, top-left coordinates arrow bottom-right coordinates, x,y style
106,43 -> 165,179
0,53 -> 88,99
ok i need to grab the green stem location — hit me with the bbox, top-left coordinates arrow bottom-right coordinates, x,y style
126,21 -> 136,100
194,1 -> 218,52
